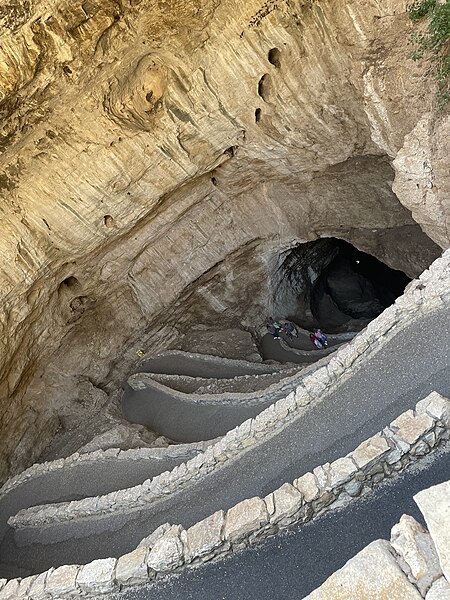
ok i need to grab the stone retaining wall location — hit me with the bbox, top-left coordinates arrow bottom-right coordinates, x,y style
304,480 -> 450,599
136,350 -> 285,374
130,347 -> 335,406
0,440 -> 215,507
147,367 -> 300,395
2,391 -> 449,599
8,249 -> 450,530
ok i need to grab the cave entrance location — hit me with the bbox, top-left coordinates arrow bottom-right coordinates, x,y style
273,238 -> 411,333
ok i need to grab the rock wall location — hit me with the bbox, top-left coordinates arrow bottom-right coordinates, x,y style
0,0 -> 448,480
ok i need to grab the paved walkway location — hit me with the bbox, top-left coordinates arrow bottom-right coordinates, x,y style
1,306 -> 448,575
112,445 -> 450,600
122,333 -> 345,441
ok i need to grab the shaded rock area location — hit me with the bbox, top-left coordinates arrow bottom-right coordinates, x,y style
173,328 -> 262,363
38,386 -> 169,463
274,238 -> 414,333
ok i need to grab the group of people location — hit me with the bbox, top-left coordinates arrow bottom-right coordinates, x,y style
309,329 -> 328,349
266,317 -> 298,340
266,317 -> 328,350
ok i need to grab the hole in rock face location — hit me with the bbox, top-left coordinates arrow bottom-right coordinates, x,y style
257,74 -> 272,101
274,239 -> 411,333
255,108 -> 262,123
268,47 -> 281,68
103,214 -> 114,228
223,145 -> 238,158
59,276 -> 80,293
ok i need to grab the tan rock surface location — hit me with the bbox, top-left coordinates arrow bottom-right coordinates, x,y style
304,539 -> 423,600
186,510 -> 225,559
415,481 -> 450,582
391,514 -> 442,595
224,496 -> 268,542
352,435 -> 390,470
0,0 -> 446,480
146,525 -> 185,572
391,410 -> 435,445
425,578 -> 450,600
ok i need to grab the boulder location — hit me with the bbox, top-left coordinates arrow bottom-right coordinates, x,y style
303,540 -> 422,599
391,514 -> 442,595
415,480 -> 450,582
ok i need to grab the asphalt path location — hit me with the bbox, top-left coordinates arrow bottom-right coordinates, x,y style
0,450 -> 201,543
135,355 -> 278,378
123,334 -> 343,441
1,306 -> 449,575
122,381 -> 280,442
112,444 -> 450,600
261,333 -> 336,363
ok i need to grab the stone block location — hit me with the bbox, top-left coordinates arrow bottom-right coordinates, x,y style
294,472 -> 319,502
224,497 -> 268,543
16,575 -> 37,597
271,483 -> 303,524
303,539 -> 422,599
415,480 -> 450,582
0,579 -> 20,600
303,369 -> 331,394
138,522 -> 171,548
186,510 -> 225,560
344,479 -> 363,497
264,493 -> 275,516
410,439 -> 430,456
28,569 -> 52,598
77,558 -> 117,594
329,457 -> 358,488
294,387 -> 310,407
352,435 -> 390,470
45,564 -> 81,597
425,577 -> 450,599
391,410 -> 434,445
383,427 -> 411,463
416,392 -> 450,428
116,546 -> 149,586
391,514 -> 442,596
147,525 -> 185,572
313,464 -> 330,490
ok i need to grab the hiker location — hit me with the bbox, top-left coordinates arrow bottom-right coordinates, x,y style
310,332 -> 323,349
267,317 -> 282,340
283,321 -> 298,340
314,329 -> 328,348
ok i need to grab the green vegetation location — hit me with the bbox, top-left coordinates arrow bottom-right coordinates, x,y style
407,0 -> 450,108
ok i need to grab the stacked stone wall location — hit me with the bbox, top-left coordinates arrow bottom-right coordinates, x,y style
1,391 -> 449,599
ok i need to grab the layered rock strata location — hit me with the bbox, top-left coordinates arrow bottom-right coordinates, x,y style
0,0 -> 448,482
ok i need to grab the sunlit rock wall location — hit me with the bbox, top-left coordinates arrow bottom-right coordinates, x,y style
0,0 -> 447,480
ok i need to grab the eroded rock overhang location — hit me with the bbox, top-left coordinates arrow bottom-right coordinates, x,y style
0,0 -> 448,480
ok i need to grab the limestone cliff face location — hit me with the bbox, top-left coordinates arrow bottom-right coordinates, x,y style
0,0 -> 448,480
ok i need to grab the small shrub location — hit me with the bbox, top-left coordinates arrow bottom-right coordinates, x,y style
407,0 -> 450,109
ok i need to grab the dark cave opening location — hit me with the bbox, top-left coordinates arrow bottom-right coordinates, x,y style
274,239 -> 411,333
